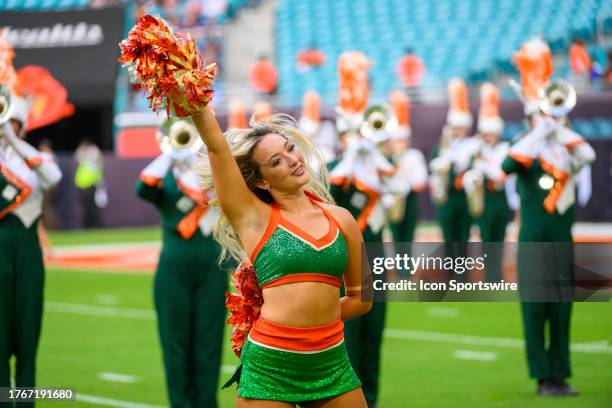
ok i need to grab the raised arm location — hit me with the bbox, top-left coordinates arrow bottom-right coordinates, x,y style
1,123 -> 62,190
191,109 -> 265,228
120,15 -> 265,231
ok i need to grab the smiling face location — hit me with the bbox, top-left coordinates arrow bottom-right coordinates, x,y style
252,133 -> 310,193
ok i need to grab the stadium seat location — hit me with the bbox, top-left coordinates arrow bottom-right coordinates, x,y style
275,0 -> 607,107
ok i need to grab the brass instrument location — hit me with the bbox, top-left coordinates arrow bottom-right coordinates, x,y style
463,169 -> 485,217
387,190 -> 407,224
157,117 -> 202,157
538,80 -> 576,118
360,104 -> 398,144
429,157 -> 451,204
0,86 -> 14,126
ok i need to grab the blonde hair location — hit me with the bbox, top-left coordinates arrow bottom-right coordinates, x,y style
196,113 -> 333,263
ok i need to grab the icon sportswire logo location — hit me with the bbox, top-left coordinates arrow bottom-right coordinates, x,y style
2,23 -> 104,48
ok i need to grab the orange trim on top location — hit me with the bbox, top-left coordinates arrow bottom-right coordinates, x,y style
279,214 -> 337,248
25,157 -> 43,169
508,151 -> 533,169
0,164 -> 33,220
539,157 -> 570,214
140,174 -> 162,188
277,194 -> 340,248
262,273 -> 342,289
249,316 -> 344,352
304,190 -> 325,203
251,205 -> 281,261
352,178 -> 381,232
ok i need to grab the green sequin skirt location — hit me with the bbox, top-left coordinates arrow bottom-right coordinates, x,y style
229,337 -> 360,404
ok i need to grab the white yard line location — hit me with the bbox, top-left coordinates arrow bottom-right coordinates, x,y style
96,295 -> 120,306
77,393 -> 165,408
45,302 -> 612,354
453,350 -> 498,361
427,306 -> 461,318
45,302 -> 156,320
384,328 -> 612,354
97,372 -> 139,384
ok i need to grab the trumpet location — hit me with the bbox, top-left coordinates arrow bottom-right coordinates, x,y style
538,80 -> 576,118
360,104 -> 398,143
0,85 -> 14,126
463,169 -> 485,217
157,117 -> 202,158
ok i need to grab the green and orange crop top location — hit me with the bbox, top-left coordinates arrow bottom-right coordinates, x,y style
251,192 -> 349,289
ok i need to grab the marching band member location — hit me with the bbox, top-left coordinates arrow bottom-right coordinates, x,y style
386,91 -> 427,244
328,51 -> 394,408
503,38 -> 596,397
430,79 -> 479,267
121,16 -> 371,407
0,93 -> 62,398
299,90 -> 338,164
135,118 -> 227,407
465,83 -> 511,282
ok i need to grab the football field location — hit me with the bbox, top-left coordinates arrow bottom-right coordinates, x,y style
32,227 -> 612,408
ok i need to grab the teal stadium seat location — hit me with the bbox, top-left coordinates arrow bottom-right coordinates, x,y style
275,0 -> 608,107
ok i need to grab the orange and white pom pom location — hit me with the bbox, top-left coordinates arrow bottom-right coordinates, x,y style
118,15 -> 216,117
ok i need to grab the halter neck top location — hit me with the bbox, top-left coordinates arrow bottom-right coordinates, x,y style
251,192 -> 349,289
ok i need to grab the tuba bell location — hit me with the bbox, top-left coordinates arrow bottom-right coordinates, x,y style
538,80 -> 576,118
360,104 -> 398,143
157,117 -> 202,157
0,85 -> 14,126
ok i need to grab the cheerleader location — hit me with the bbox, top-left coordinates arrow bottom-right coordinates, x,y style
120,16 -> 371,407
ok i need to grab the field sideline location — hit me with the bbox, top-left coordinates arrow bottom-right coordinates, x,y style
31,227 -> 612,407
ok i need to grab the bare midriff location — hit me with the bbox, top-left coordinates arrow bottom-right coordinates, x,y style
260,282 -> 341,327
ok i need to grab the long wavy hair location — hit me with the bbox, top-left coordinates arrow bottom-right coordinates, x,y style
196,113 -> 333,263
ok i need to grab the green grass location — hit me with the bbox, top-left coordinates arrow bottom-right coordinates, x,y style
47,227 -> 160,246
31,227 -> 612,408
36,269 -> 612,408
